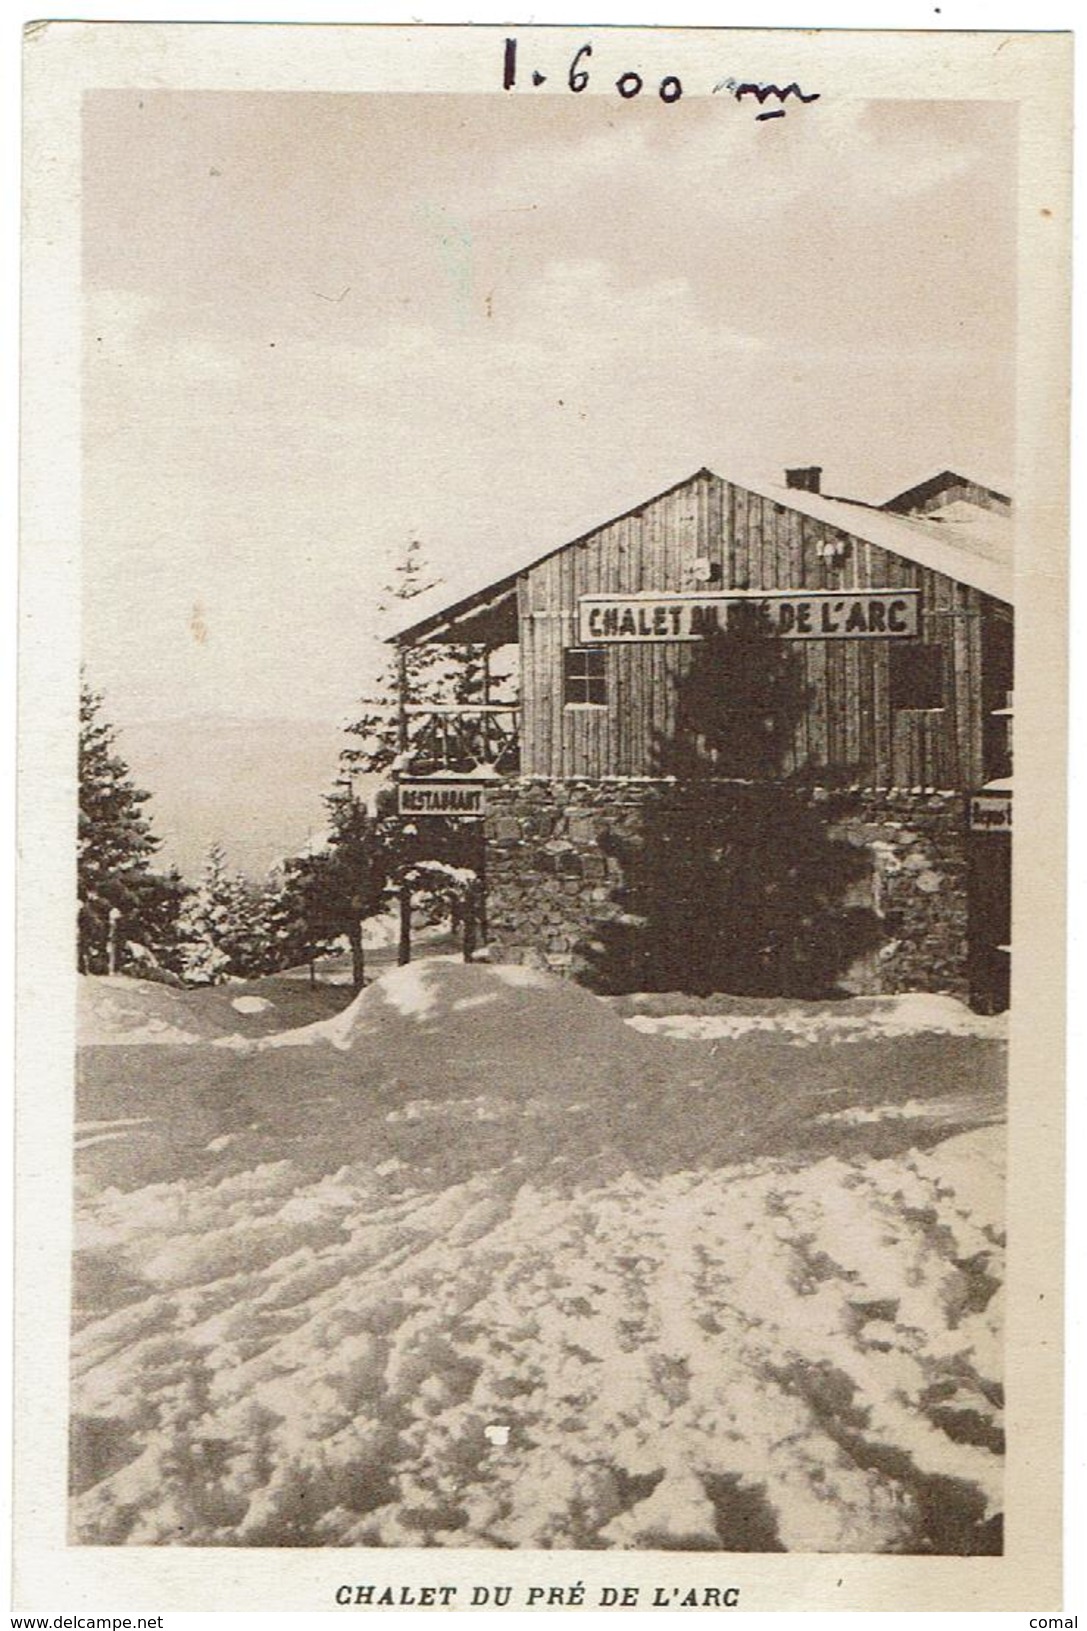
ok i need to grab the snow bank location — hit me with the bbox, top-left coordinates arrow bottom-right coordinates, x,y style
71,960 -> 1007,1553
238,958 -> 661,1099
78,977 -> 220,1046
79,975 -> 347,1048
621,991 -> 1007,1045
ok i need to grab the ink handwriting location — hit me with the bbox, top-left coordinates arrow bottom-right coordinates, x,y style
503,39 -> 819,119
714,77 -> 822,119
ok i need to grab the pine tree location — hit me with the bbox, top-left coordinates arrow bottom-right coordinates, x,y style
341,539 -> 448,780
125,866 -> 189,979
278,796 -> 388,991
341,538 -> 498,780
78,681 -> 164,972
176,845 -> 274,984
582,622 -> 882,996
259,865 -> 316,976
336,540 -> 496,967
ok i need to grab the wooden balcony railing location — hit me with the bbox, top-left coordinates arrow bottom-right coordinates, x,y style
402,703 -> 520,775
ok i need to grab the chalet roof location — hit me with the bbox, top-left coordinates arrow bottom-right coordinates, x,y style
880,468 -> 1012,517
389,465 -> 1013,645
736,474 -> 1013,604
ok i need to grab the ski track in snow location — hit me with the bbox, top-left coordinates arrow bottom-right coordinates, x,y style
71,966 -> 1006,1553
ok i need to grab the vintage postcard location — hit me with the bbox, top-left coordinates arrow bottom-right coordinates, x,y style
15,20 -> 1072,1615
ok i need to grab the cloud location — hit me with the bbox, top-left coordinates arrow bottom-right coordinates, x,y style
80,93 -> 1015,730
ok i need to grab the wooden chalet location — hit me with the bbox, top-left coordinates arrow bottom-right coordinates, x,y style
390,465 -> 1013,795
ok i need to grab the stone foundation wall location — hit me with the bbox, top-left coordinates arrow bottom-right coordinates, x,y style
483,779 -> 968,998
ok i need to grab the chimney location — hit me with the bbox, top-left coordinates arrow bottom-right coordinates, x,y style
785,465 -> 822,494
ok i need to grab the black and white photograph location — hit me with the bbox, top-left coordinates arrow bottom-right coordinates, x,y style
14,19 -> 1072,1614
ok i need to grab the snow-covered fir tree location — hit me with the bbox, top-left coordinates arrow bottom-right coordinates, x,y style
333,540 -> 494,965
258,864 -> 319,977
176,845 -> 274,984
124,866 -> 189,980
341,538 -> 494,781
275,796 -> 389,991
341,539 -> 446,779
78,680 -> 168,972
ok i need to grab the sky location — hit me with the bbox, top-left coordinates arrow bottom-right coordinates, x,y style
81,89 -> 1017,870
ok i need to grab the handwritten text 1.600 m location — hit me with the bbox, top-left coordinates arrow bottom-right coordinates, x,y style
501,39 -> 820,120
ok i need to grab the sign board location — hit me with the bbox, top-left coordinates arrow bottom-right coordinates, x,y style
397,780 -> 487,818
578,589 -> 920,644
969,788 -> 1012,833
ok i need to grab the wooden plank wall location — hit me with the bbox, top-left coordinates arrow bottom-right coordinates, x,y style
519,472 -> 1000,790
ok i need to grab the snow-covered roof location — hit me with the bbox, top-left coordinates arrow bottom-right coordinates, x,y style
734,475 -> 1013,604
880,468 -> 1011,517
390,465 -> 1013,645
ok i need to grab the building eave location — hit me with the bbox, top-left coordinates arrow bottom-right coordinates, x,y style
387,467 -> 716,645
725,474 -> 1013,605
389,463 -> 1013,647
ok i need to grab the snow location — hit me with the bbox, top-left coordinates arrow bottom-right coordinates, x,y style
404,861 -> 479,891
72,962 -> 1006,1553
276,921 -> 458,986
403,763 -> 503,781
621,991 -> 1007,1045
79,974 -> 350,1046
231,996 -> 273,1016
243,958 -> 650,1075
78,978 -> 209,1046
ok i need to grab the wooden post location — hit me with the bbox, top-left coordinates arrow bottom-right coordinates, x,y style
396,643 -> 409,759
348,900 -> 367,992
396,644 -> 412,966
398,888 -> 412,967
477,820 -> 488,945
476,646 -> 491,948
462,885 -> 477,963
481,647 -> 492,768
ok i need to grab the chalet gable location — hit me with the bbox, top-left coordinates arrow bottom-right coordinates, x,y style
881,469 -> 1012,518
389,464 -> 1012,649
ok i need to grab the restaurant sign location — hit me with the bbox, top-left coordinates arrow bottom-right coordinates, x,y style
969,788 -> 1012,834
397,780 -> 487,818
578,589 -> 920,643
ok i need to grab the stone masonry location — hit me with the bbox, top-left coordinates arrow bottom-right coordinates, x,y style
482,779 -> 968,998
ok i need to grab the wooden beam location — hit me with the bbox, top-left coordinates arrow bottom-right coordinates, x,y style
396,646 -> 411,966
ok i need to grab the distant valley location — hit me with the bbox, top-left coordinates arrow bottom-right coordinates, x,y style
116,715 -> 360,882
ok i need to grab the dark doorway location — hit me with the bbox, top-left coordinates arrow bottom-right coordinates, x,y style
980,606 -> 1014,782
967,815 -> 1011,1013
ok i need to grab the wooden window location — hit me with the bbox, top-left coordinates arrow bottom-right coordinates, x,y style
564,647 -> 607,706
890,642 -> 945,711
